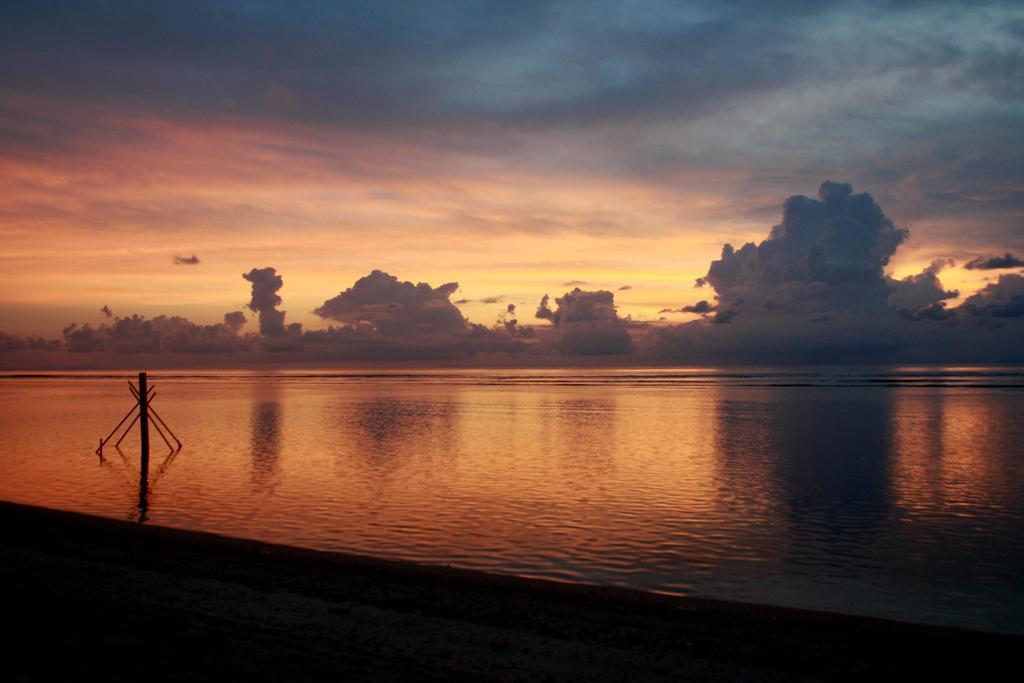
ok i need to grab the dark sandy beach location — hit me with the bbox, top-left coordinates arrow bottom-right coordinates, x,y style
0,500 -> 1018,682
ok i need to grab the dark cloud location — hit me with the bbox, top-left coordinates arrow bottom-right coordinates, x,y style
0,1 -> 805,129
314,270 -> 467,337
242,267 -> 289,337
294,324 -> 529,361
888,258 -> 959,315
0,331 -> 59,353
964,253 -> 1024,270
61,314 -> 250,354
10,0 -> 994,146
710,309 -> 737,325
660,300 -> 714,315
898,302 -> 956,321
556,324 -> 634,355
223,310 -> 247,332
453,295 -> 506,305
686,300 -> 714,314
960,273 -> 1024,319
618,285 -> 632,291
100,305 -> 113,318
173,254 -> 201,266
497,303 -> 535,338
4,3 -> 1013,151
534,287 -> 632,355
535,294 -> 554,322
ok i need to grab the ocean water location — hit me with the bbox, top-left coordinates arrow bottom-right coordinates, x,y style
1,367 -> 1022,634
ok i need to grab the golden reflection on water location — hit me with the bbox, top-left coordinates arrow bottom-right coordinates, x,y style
0,371 -> 1022,633
891,388 -> 1020,519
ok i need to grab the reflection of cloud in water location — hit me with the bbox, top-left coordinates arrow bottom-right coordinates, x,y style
339,396 -> 459,477
357,399 -> 425,444
250,399 -> 282,490
776,394 -> 892,521
552,398 -> 617,477
713,388 -> 894,541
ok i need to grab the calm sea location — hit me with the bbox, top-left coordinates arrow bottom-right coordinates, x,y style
1,368 -> 1022,634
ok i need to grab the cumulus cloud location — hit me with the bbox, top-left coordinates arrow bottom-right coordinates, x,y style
100,305 -> 113,318
964,253 -> 1024,270
534,288 -> 617,325
702,181 -> 908,319
242,267 -> 289,337
534,287 -> 632,354
653,181 -> 1023,363
173,254 -> 201,265
315,269 -> 468,337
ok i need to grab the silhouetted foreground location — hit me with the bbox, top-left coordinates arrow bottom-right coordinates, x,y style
1,501 -> 1018,682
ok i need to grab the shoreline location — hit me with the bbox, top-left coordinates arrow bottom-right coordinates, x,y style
2,499 -> 1019,681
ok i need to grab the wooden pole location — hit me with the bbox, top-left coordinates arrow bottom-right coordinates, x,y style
138,372 -> 150,474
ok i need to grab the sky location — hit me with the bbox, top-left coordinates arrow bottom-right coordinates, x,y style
1,1 -> 1022,365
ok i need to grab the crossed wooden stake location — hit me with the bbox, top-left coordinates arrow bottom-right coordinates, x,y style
97,372 -> 182,457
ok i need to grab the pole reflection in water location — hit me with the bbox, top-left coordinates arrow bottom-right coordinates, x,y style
98,439 -> 180,523
137,446 -> 149,523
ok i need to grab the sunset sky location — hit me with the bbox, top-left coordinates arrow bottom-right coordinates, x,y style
1,1 -> 1022,364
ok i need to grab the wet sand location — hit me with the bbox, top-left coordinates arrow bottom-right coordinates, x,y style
1,500 -> 1018,681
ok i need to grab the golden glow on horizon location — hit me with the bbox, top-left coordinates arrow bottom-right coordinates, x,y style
0,108 -> 1005,336
0,112 -> 753,334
